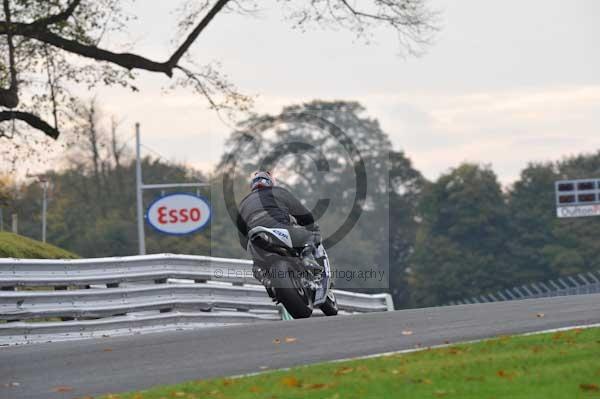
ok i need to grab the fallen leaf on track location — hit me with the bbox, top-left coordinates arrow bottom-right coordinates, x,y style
281,376 -> 300,387
103,348 -> 113,352
580,383 -> 599,392
334,367 -> 354,376
52,385 -> 73,393
552,332 -> 564,341
447,347 -> 464,355
410,378 -> 432,385
496,370 -> 516,380
531,346 -> 543,353
305,383 -> 330,390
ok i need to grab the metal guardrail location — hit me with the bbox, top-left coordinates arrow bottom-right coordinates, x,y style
0,254 -> 257,287
0,254 -> 393,345
448,271 -> 600,306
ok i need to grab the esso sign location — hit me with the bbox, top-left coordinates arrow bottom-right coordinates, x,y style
146,194 -> 211,235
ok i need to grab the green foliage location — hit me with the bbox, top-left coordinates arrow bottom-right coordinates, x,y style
0,232 -> 78,259
411,152 -> 600,307
8,157 -> 212,258
216,100 -> 424,297
410,164 -> 510,306
0,174 -> 13,205
507,153 -> 600,280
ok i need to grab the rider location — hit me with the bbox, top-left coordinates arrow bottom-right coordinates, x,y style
236,171 -> 322,271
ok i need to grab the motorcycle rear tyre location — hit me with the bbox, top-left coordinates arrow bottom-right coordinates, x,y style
273,262 -> 313,319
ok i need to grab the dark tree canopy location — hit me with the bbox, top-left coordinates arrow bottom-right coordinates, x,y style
215,100 -> 424,295
409,164 -> 511,306
0,0 -> 437,142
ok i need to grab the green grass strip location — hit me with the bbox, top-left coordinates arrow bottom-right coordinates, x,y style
102,326 -> 600,399
0,232 -> 78,259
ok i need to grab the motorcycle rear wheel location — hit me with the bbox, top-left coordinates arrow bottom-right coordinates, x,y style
273,262 -> 313,319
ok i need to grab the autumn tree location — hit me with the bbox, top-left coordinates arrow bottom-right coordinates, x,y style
0,0 -> 437,144
0,172 -> 13,205
507,153 -> 600,280
409,164 -> 511,306
216,100 -> 424,294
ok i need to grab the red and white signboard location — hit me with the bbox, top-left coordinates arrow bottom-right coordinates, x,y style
146,193 -> 211,235
557,204 -> 600,219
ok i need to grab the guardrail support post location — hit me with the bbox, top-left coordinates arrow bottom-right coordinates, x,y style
382,293 -> 395,311
504,289 -> 517,300
54,286 -> 74,321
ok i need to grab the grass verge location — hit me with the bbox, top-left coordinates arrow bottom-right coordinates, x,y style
0,232 -> 78,259
103,327 -> 600,399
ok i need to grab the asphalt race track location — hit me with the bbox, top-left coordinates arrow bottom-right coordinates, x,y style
2,293 -> 600,399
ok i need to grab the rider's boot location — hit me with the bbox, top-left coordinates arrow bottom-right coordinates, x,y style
252,263 -> 264,282
300,244 -> 324,272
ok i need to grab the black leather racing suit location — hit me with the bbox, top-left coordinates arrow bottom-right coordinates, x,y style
236,186 -> 320,251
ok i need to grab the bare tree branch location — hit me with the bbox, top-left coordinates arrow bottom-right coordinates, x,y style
0,0 -> 230,83
43,45 -> 59,130
0,0 -> 437,143
29,27 -> 173,74
168,0 -> 231,68
0,0 -> 19,108
31,0 -> 82,27
0,0 -> 233,80
0,111 -> 59,138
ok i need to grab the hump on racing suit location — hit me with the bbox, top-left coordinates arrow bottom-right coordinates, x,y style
236,186 -> 318,250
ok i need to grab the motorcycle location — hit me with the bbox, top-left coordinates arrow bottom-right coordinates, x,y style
247,226 -> 338,318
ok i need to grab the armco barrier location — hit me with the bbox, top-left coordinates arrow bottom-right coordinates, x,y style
448,271 -> 600,306
0,254 -> 393,345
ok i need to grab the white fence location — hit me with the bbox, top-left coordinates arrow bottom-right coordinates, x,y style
0,254 -> 393,345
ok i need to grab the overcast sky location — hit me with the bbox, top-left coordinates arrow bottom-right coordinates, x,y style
43,0 -> 600,184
